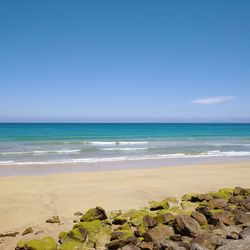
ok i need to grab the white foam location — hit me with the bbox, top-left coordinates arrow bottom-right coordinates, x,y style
118,141 -> 148,145
0,149 -> 81,155
1,150 -> 250,165
100,147 -> 147,151
89,141 -> 117,146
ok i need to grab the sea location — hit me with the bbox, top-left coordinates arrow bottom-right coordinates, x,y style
0,123 -> 250,175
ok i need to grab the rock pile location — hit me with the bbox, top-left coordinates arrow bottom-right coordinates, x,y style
12,186 -> 250,249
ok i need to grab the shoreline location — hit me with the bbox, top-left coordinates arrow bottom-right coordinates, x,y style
1,160 -> 250,249
1,156 -> 250,177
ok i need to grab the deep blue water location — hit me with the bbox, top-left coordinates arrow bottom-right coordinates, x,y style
0,123 -> 250,165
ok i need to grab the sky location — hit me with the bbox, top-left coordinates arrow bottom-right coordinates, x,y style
0,1 -> 250,122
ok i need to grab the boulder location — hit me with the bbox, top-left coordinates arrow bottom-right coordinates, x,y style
214,211 -> 234,226
112,217 -> 127,225
216,237 -> 250,250
106,236 -> 137,250
191,211 -> 208,226
143,225 -> 174,242
16,236 -> 57,250
233,187 -> 248,196
207,199 -> 228,209
149,199 -> 169,211
239,226 -> 250,240
153,239 -> 187,250
138,241 -> 153,250
222,225 -> 241,239
234,210 -> 250,224
80,206 -> 107,222
174,214 -> 202,237
191,233 -> 218,250
143,215 -> 156,228
196,206 -> 220,226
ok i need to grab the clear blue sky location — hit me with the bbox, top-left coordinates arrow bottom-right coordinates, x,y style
0,1 -> 250,122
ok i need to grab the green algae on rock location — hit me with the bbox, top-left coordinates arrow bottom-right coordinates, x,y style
16,236 -> 57,250
80,206 -> 107,222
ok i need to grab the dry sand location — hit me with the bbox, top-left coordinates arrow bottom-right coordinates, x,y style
0,161 -> 250,249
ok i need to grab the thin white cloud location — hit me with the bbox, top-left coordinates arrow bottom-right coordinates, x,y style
191,96 -> 236,105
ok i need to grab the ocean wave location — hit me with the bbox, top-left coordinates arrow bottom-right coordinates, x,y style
0,149 -> 81,156
100,147 -> 148,151
1,150 -> 250,165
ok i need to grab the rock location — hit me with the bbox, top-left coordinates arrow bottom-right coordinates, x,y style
191,232 -> 220,249
139,241 -> 153,250
109,210 -> 123,219
80,206 -> 107,222
240,226 -> 250,239
120,244 -> 139,250
216,237 -> 250,250
149,199 -> 169,211
154,213 -> 175,225
174,214 -> 202,237
74,211 -> 83,216
143,215 -> 156,228
207,199 -> 228,209
169,234 -> 182,241
191,193 -> 213,202
112,217 -> 127,225
22,227 -> 33,236
190,243 -> 209,250
229,195 -> 244,205
234,210 -> 250,224
46,216 -> 60,224
0,231 -> 19,237
111,230 -> 133,241
153,239 -> 186,250
68,227 -> 88,243
242,198 -> 250,211
143,225 -> 174,242
233,187 -> 248,196
60,241 -> 85,250
214,211 -> 234,226
212,188 -> 233,200
191,211 -> 208,226
196,206 -> 220,226
222,225 -> 241,239
106,237 -> 137,250
16,236 -> 57,250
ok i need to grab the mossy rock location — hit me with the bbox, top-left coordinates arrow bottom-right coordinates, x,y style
157,206 -> 183,215
112,216 -> 127,225
181,201 -> 200,210
114,222 -> 131,231
182,193 -> 198,201
73,219 -> 111,248
109,210 -> 122,219
80,206 -> 107,222
60,240 -> 86,250
59,231 -> 70,244
69,228 -> 87,243
16,240 -> 26,248
149,199 -> 170,211
74,219 -> 102,233
23,236 -> 57,250
211,188 -> 233,200
122,209 -> 151,220
112,229 -> 133,240
134,224 -> 147,237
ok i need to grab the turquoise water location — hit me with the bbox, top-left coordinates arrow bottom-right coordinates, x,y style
0,123 -> 250,165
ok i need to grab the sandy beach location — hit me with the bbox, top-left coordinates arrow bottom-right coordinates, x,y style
0,161 -> 250,249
